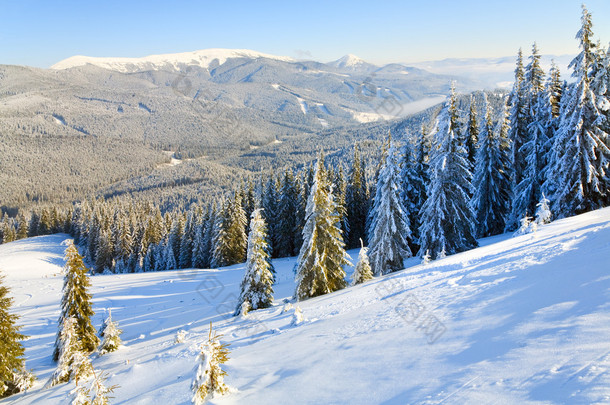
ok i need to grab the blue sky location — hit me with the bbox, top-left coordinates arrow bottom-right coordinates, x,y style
2,0 -> 610,68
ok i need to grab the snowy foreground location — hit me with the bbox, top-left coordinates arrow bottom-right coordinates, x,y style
1,209 -> 610,404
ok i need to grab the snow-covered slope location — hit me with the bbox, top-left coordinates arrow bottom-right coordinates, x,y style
50,49 -> 295,72
1,208 -> 610,404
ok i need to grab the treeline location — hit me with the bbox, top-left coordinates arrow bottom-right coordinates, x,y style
0,149 -> 369,274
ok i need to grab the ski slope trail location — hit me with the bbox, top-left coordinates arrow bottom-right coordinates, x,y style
1,208 -> 609,404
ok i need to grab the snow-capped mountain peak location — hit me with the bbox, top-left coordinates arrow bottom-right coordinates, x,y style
328,54 -> 376,71
50,48 -> 295,72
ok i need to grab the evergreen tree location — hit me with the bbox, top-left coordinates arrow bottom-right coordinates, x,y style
294,154 -> 351,300
548,61 -> 564,119
168,216 -> 184,267
98,311 -> 122,355
351,239 -> 373,285
345,143 -> 369,249
191,323 -> 230,405
535,193 -> 552,225
191,215 -> 207,269
163,237 -> 177,270
368,142 -> 412,275
201,205 -> 217,268
49,317 -> 93,386
0,275 -> 32,397
16,214 -> 28,240
94,228 -> 113,274
400,135 -> 426,251
465,94 -> 479,169
261,177 -> 280,257
506,49 -> 529,230
235,209 -> 274,313
53,242 -> 99,361
546,5 -> 610,216
179,212 -> 195,269
472,96 -> 512,237
212,195 -> 247,267
276,170 -> 300,257
419,85 -> 478,259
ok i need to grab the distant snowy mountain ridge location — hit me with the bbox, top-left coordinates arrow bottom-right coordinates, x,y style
50,48 -> 295,72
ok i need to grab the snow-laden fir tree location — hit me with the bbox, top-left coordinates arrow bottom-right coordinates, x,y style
505,49 -> 529,230
508,43 -> 549,226
191,323 -> 230,405
179,212 -> 195,269
535,193 -> 552,225
168,216 -> 184,267
71,369 -> 118,405
53,242 -> 99,362
400,135 -> 426,251
261,177 -> 280,257
351,239 -> 373,285
49,317 -> 93,386
162,236 -> 177,270
212,195 -> 247,267
98,310 -> 122,355
191,214 -> 207,269
368,141 -> 412,275
592,42 -> 610,133
345,143 -> 369,249
0,275 -> 34,398
419,84 -> 478,259
472,96 -> 512,237
235,209 -> 274,314
294,154 -> 351,300
465,94 -> 479,170
276,170 -> 301,257
546,5 -> 610,217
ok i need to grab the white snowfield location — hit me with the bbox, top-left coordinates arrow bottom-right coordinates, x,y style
1,208 -> 610,404
50,49 -> 295,72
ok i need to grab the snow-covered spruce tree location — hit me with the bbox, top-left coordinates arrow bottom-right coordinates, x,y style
368,142 -> 412,275
94,228 -> 113,274
400,135 -> 426,251
535,193 -> 552,225
168,216 -> 184,268
191,214 -> 206,269
235,209 -> 274,314
472,96 -> 512,237
505,49 -> 529,231
465,94 -> 479,170
71,368 -> 118,405
191,323 -> 230,405
98,310 -> 122,355
419,85 -> 478,259
162,236 -> 177,270
546,5 -> 610,217
179,212 -> 195,269
345,143 -> 370,249
0,275 -> 33,398
261,176 -> 280,257
351,239 -> 373,285
53,242 -> 99,362
49,317 -> 94,386
212,195 -> 247,267
276,170 -> 300,257
201,204 -> 217,268
294,154 -> 351,301
508,43 -> 549,226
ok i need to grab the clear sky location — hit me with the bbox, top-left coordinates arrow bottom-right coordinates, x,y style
2,0 -> 610,68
